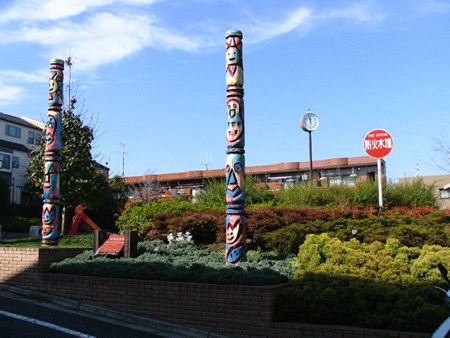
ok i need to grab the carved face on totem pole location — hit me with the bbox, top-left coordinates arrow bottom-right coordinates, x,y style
45,114 -> 58,149
48,69 -> 63,106
226,97 -> 244,148
226,213 -> 246,264
43,161 -> 59,201
226,153 -> 245,204
41,203 -> 59,239
226,34 -> 243,86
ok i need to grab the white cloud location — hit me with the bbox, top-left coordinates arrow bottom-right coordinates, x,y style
245,8 -> 313,44
230,2 -> 387,45
322,2 -> 388,23
0,1 -> 388,75
0,85 -> 25,105
0,0 -> 159,22
0,69 -> 47,83
0,12 -> 198,71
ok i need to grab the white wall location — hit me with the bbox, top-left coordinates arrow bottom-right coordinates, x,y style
0,118 -> 42,204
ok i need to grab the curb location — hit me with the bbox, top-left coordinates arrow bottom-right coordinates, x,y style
1,284 -> 227,338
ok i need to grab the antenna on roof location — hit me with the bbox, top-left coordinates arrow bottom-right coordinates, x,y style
414,162 -> 421,177
119,143 -> 128,176
201,151 -> 212,171
65,56 -> 73,109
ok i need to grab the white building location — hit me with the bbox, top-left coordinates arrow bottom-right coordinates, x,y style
0,112 -> 42,204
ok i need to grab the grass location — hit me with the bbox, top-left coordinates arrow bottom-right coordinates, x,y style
0,234 -> 94,248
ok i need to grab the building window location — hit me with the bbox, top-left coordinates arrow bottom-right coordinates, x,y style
329,176 -> 342,186
342,175 -> 357,187
0,153 -> 11,170
12,156 -> 19,169
440,188 -> 450,199
5,124 -> 21,138
28,131 -> 42,145
367,172 -> 375,182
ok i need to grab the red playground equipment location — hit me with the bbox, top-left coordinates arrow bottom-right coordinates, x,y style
68,204 -> 102,235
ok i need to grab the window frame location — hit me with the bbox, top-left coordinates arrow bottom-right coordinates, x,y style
5,124 -> 21,138
12,156 -> 19,169
0,152 -> 12,171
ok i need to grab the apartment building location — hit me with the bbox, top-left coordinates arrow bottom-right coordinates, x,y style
399,174 -> 450,209
0,112 -> 43,204
124,156 -> 383,200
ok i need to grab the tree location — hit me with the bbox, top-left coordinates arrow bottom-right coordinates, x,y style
27,105 -> 126,231
433,136 -> 450,173
127,171 -> 165,202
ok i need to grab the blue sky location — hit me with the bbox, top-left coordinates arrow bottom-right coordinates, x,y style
0,0 -> 449,179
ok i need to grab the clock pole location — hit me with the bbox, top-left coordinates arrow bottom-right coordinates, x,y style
300,110 -> 319,186
308,130 -> 313,185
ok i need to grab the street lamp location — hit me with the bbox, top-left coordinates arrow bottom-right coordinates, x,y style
300,109 -> 320,185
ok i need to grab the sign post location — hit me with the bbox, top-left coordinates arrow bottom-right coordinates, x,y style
363,129 -> 393,211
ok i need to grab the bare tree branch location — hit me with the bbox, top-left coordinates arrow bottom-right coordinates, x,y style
433,136 -> 450,173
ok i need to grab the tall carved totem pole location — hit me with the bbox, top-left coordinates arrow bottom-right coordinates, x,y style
225,30 -> 246,264
42,59 -> 64,245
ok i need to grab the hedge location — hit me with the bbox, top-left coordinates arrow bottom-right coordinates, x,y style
275,273 -> 447,332
117,203 -> 449,254
274,234 -> 450,332
49,240 -> 293,285
263,212 -> 450,255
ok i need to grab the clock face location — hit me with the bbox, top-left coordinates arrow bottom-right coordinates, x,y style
301,112 -> 319,131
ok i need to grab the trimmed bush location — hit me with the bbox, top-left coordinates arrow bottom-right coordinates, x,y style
263,212 -> 450,255
49,240 -> 293,285
292,234 -> 450,284
275,273 -> 448,332
121,204 -> 449,254
273,234 -> 450,332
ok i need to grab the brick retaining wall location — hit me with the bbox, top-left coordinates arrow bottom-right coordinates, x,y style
0,247 -> 429,338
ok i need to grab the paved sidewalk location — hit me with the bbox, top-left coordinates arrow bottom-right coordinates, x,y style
0,284 -> 228,338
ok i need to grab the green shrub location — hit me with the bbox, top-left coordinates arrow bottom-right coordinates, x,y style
275,180 -> 436,208
273,234 -> 450,332
275,273 -> 448,332
49,240 -> 293,285
292,234 -> 450,284
117,200 -> 210,235
262,213 -> 449,255
195,176 -> 274,208
119,202 -> 449,254
0,215 -> 40,233
385,180 -> 436,208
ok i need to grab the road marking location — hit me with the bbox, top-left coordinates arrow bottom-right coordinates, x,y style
0,309 -> 96,338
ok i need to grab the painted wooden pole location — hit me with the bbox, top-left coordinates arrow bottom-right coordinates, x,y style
41,59 -> 64,245
225,30 -> 246,264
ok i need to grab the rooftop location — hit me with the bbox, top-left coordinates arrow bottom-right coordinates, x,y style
123,156 -> 378,185
0,112 -> 42,131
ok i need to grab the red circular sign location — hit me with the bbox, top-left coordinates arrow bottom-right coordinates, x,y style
363,129 -> 393,159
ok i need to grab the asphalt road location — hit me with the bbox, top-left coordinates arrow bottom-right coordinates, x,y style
0,290 -> 165,338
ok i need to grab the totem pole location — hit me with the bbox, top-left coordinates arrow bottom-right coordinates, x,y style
225,30 -> 246,264
42,59 -> 64,245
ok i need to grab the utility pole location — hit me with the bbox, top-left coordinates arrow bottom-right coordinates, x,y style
119,143 -> 128,176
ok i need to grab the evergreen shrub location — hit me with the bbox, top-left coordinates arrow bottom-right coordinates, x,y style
49,240 -> 293,285
263,212 -> 449,255
274,234 -> 450,332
